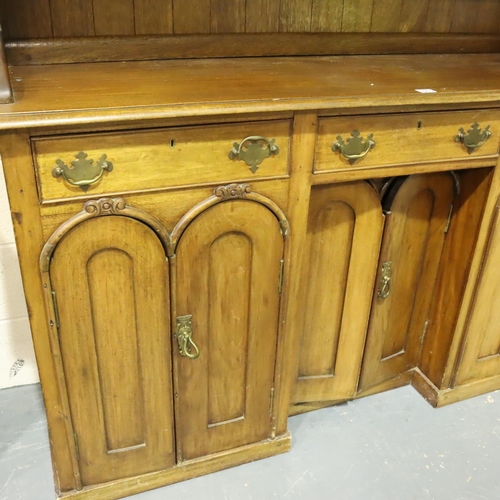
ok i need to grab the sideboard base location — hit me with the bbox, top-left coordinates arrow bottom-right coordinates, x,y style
58,433 -> 291,500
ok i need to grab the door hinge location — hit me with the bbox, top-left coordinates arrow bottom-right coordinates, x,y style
444,204 -> 454,234
278,259 -> 284,294
73,433 -> 80,462
269,387 -> 275,416
52,290 -> 61,330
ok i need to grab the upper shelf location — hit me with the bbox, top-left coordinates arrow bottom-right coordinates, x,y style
1,53 -> 500,130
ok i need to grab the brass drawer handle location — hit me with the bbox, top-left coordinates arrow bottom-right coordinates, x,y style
455,123 -> 492,154
52,151 -> 113,192
332,130 -> 376,165
378,261 -> 392,300
228,136 -> 280,174
177,315 -> 200,360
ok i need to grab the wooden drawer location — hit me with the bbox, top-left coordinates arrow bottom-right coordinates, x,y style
315,111 -> 500,173
32,120 -> 291,202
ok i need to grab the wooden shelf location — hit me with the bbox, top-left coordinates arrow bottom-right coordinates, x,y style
0,53 -> 499,129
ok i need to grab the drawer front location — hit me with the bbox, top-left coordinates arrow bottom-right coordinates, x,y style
315,111 -> 500,173
33,120 -> 291,202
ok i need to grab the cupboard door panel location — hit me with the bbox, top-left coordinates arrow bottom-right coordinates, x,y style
174,200 -> 283,461
292,182 -> 384,403
50,216 -> 175,486
456,199 -> 500,385
359,173 -> 455,391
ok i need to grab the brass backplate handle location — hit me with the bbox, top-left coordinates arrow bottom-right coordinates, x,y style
332,130 -> 376,165
52,151 -> 114,192
455,123 -> 492,154
378,261 -> 392,300
228,136 -> 280,173
176,315 -> 200,360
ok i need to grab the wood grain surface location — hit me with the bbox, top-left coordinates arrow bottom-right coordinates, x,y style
418,168 -> 492,388
293,181 -> 384,403
315,111 -> 500,173
1,54 -> 500,129
1,0 -> 499,38
50,216 -> 175,486
6,34 -> 500,66
173,200 -> 283,460
32,120 -> 291,202
359,173 -> 455,391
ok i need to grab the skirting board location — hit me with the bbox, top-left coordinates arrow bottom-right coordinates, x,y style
58,433 -> 291,500
412,368 -> 500,407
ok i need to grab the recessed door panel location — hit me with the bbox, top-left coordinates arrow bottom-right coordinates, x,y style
174,200 -> 283,461
50,216 -> 175,486
292,181 -> 384,403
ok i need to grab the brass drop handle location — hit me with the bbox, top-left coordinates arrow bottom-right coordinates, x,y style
378,261 -> 392,300
228,136 -> 280,173
52,151 -> 113,192
332,130 -> 376,165
176,315 -> 200,360
455,123 -> 492,154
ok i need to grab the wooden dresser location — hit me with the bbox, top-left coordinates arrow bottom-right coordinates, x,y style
0,2 -> 500,499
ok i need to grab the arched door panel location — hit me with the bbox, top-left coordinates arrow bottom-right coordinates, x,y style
50,216 -> 175,486
292,181 -> 384,403
359,173 -> 455,391
173,200 -> 284,461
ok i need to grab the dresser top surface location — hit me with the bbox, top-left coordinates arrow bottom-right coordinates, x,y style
1,53 -> 500,129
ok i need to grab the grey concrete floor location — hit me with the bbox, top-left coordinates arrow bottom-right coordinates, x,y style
1,384 -> 500,500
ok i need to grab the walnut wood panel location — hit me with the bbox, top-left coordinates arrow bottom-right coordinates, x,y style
92,0 -> 135,36
134,0 -> 173,35
1,0 -> 500,39
211,0 -> 246,34
3,55 -> 500,130
310,0 -> 343,32
7,34 -> 500,66
172,0 -> 210,34
245,0 -> 280,33
49,0 -> 95,37
173,200 -> 283,460
315,111 -> 500,173
292,181 -> 384,403
32,120 -> 291,202
418,168 -> 492,388
359,173 -> 455,391
50,216 -> 175,486
455,197 -> 500,385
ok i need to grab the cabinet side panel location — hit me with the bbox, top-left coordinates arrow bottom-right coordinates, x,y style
0,131 -> 78,493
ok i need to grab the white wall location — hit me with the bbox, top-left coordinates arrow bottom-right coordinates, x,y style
0,159 -> 39,389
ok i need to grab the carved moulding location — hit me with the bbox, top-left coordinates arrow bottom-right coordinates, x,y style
39,197 -> 171,272
169,183 -> 290,255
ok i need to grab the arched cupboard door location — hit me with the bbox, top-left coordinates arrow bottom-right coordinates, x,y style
359,173 -> 455,391
292,181 -> 384,404
45,209 -> 175,487
172,195 -> 285,461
